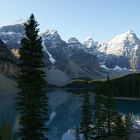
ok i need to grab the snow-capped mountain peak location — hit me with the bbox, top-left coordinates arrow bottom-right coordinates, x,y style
97,30 -> 140,56
11,19 -> 25,25
0,24 -> 25,48
86,36 -> 93,41
0,24 -> 25,35
84,36 -> 94,48
67,37 -> 83,49
42,29 -> 58,36
96,31 -> 140,70
109,30 -> 136,44
41,29 -> 61,41
0,22 -> 140,72
125,30 -> 134,34
68,37 -> 80,43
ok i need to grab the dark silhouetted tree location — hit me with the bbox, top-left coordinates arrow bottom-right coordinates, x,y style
124,115 -> 132,139
93,87 -> 106,137
103,75 -> 117,136
0,120 -> 11,140
17,14 -> 48,140
114,114 -> 126,137
80,82 -> 92,140
75,127 -> 80,140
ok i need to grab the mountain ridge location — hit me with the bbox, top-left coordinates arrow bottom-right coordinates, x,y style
0,23 -> 139,85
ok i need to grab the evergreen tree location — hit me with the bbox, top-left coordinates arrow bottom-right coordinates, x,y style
93,74 -> 132,138
104,94 -> 117,136
11,132 -> 18,140
125,115 -> 131,138
93,87 -> 106,137
103,74 -> 117,136
75,127 -> 80,140
80,82 -> 92,140
0,120 -> 11,140
114,114 -> 126,137
17,14 -> 48,140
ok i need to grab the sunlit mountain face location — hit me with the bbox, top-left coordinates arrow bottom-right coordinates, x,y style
0,23 -> 140,86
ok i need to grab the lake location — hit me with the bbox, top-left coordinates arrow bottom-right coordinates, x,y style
0,89 -> 140,140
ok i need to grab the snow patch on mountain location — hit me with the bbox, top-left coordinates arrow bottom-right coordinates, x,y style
68,37 -> 79,43
12,19 -> 25,25
67,37 -> 82,49
0,31 -> 23,37
42,40 -> 55,64
100,64 -> 110,70
0,22 -> 140,81
84,36 -> 94,48
0,24 -> 25,49
49,110 -> 56,124
113,66 -> 125,71
100,64 -> 132,71
41,29 -> 61,41
97,31 -> 139,57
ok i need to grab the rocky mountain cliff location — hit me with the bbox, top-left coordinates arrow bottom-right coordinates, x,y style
84,31 -> 140,70
0,23 -> 24,58
41,30 -> 105,85
0,23 -> 139,85
0,39 -> 18,78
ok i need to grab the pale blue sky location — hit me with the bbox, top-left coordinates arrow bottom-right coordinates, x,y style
0,0 -> 140,42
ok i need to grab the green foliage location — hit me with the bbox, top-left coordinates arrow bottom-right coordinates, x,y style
67,73 -> 140,98
100,73 -> 140,98
93,87 -> 106,136
124,115 -> 132,137
11,132 -> 18,140
80,83 -> 92,140
103,94 -> 117,135
114,114 -> 127,137
77,76 -> 132,139
0,121 -> 18,140
93,76 -> 129,139
17,14 -> 48,140
101,78 -> 118,136
0,121 -> 11,140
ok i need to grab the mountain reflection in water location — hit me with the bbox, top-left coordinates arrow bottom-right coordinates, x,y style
0,89 -> 140,140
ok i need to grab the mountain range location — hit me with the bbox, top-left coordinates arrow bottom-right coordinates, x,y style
0,22 -> 139,86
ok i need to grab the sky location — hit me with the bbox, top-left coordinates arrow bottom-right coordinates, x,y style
0,0 -> 140,42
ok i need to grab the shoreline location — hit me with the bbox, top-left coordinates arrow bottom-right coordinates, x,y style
115,97 -> 140,101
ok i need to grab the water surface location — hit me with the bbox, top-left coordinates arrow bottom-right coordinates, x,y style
0,89 -> 140,140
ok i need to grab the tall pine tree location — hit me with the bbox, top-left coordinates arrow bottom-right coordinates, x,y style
17,14 -> 48,140
93,73 -> 129,138
103,74 -> 117,136
114,114 -> 126,137
93,87 -> 106,137
80,82 -> 92,140
124,115 -> 131,139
